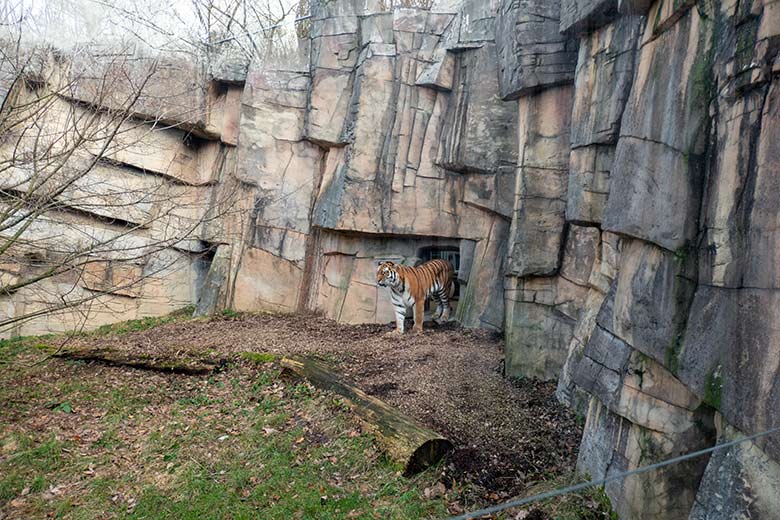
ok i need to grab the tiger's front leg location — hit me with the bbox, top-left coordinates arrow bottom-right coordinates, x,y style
394,308 -> 406,334
413,302 -> 424,334
387,291 -> 406,335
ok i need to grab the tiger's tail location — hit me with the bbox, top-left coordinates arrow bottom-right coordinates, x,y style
447,277 -> 456,300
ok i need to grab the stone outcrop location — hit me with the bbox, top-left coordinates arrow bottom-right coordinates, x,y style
554,0 -> 780,517
0,47 -> 244,337
496,0 -> 579,99
567,14 -> 643,224
560,0 -> 621,35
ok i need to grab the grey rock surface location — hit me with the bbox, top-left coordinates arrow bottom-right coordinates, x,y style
439,44 -> 519,177
602,6 -> 714,252
560,0 -> 620,35
570,15 -> 644,148
496,0 -> 579,99
689,416 -> 780,520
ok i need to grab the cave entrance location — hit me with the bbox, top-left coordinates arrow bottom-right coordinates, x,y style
417,246 -> 460,312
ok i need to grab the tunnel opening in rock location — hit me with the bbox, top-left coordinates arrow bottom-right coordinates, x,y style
417,244 -> 461,312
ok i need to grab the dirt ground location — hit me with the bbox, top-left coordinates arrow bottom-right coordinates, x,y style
72,312 -> 585,505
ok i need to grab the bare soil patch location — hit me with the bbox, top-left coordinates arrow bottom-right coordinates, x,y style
72,313 -> 585,506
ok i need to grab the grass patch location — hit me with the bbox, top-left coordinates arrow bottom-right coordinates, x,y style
0,335 -> 55,364
0,435 -> 71,503
239,352 -> 277,364
90,306 -> 195,337
0,333 -> 452,519
126,423 -> 447,520
220,308 -> 241,319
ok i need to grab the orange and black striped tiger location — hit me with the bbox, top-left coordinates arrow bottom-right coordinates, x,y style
376,259 -> 455,334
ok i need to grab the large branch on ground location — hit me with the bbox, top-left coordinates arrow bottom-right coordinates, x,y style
280,356 -> 452,475
53,345 -> 222,375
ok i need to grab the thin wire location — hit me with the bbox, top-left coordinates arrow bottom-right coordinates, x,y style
209,14 -> 313,46
448,425 -> 780,520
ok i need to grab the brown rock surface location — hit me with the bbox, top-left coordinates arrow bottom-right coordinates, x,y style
506,84 -> 574,278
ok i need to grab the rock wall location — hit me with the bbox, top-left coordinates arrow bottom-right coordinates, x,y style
224,2 -> 780,514
550,0 -> 780,518
0,48 -> 246,337
231,0 -> 516,330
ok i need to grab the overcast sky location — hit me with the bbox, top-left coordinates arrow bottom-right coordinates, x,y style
2,0 -> 301,53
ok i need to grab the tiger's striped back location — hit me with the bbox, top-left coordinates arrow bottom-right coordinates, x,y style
395,259 -> 455,302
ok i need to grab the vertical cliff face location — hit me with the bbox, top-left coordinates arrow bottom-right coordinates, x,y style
546,0 -> 780,518
227,0 -> 780,516
233,0 -> 517,330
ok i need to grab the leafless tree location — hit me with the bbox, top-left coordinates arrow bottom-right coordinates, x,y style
193,0 -> 303,68
0,36 -> 241,337
0,1 -> 311,338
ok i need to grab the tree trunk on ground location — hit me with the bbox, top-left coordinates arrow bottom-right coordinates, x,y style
54,346 -> 222,374
280,356 -> 453,475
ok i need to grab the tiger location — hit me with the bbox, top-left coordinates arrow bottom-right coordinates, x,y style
376,259 -> 456,334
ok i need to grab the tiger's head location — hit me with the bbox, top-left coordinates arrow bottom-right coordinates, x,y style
376,261 -> 401,288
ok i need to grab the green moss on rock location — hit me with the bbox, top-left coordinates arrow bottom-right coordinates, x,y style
703,365 -> 723,409
665,334 -> 683,375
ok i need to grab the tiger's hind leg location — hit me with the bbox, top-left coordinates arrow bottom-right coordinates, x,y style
436,282 -> 452,322
431,293 -> 444,321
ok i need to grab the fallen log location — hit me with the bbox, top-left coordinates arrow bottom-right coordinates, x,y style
280,356 -> 453,475
54,346 -> 221,375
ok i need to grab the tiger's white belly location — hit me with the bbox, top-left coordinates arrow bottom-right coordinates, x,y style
390,286 -> 415,310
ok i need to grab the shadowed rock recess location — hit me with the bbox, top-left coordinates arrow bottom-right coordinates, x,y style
2,0 -> 779,518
